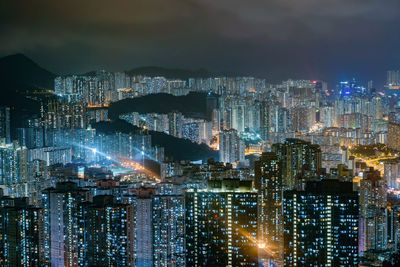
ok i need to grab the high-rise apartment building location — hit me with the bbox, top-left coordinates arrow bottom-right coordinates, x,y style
123,184 -> 185,267
41,182 -> 91,266
388,121 -> 400,151
219,129 -> 245,164
80,195 -> 134,266
0,106 -> 10,144
168,111 -> 183,138
359,168 -> 388,252
133,187 -> 154,267
0,197 -> 40,266
152,183 -> 185,267
387,70 -> 400,89
283,179 -> 359,266
0,142 -> 28,197
254,152 -> 283,266
185,179 -> 258,267
272,138 -> 321,190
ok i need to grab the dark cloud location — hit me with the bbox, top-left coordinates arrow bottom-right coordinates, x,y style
1,0 -> 399,86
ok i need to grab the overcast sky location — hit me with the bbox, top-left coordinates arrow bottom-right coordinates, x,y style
1,0 -> 400,86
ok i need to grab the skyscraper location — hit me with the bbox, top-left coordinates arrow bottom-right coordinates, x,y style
152,183 -> 185,267
133,187 -> 154,267
387,120 -> 400,151
0,197 -> 40,266
17,127 -> 44,149
185,179 -> 258,267
0,106 -> 10,144
338,79 -> 365,96
272,138 -> 322,190
367,80 -> 374,96
0,142 -> 28,197
232,103 -> 245,132
124,184 -> 185,267
283,179 -> 359,266
254,152 -> 283,266
168,111 -> 183,138
80,195 -> 134,266
386,70 -> 400,89
41,182 -> 91,266
219,129 -> 245,164
359,168 -> 388,252
290,106 -> 316,132
260,102 -> 270,141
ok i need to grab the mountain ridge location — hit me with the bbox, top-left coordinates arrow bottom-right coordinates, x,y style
108,92 -> 213,121
0,53 -> 56,90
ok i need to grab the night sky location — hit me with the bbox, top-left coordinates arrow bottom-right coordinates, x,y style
1,0 -> 400,86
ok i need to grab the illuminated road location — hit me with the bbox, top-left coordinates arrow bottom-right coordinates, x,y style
119,158 -> 160,181
354,155 -> 398,175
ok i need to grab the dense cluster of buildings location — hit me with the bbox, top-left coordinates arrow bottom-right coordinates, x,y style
0,139 -> 376,266
52,71 -> 400,164
1,69 -> 400,266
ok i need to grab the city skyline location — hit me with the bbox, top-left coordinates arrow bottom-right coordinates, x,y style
1,57 -> 400,265
2,1 -> 400,266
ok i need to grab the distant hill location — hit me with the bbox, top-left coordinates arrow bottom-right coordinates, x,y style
0,54 -> 57,133
93,120 -> 218,162
126,66 -> 212,80
109,92 -> 215,120
0,53 -> 55,92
